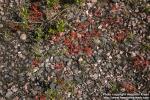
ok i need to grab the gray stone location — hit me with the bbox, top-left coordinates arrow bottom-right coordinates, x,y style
5,89 -> 13,98
50,83 -> 56,89
75,76 -> 82,83
2,16 -> 6,21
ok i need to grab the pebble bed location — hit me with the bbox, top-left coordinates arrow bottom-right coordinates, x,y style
0,0 -> 150,99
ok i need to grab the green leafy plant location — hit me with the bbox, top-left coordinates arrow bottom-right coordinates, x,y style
75,0 -> 83,4
125,32 -> 135,44
48,28 -> 56,35
46,88 -> 59,100
141,43 -> 150,51
48,20 -> 66,35
32,43 -> 41,57
32,27 -> 44,58
56,20 -> 66,32
20,6 -> 29,29
34,27 -> 44,42
47,0 -> 59,8
110,82 -> 119,93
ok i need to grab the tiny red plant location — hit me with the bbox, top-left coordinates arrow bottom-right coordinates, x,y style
70,31 -> 78,39
111,3 -> 121,12
52,35 -> 60,43
133,56 -> 143,66
30,4 -> 43,20
73,45 -> 81,54
115,17 -> 123,25
143,60 -> 150,66
87,17 -> 94,24
64,38 -> 72,46
91,29 -> 101,37
93,8 -> 101,17
39,95 -> 46,100
133,55 -> 149,70
83,47 -> 93,56
55,63 -> 64,69
35,95 -> 46,100
122,82 -> 136,93
78,22 -> 89,30
32,58 -> 40,67
101,21 -> 109,28
114,31 -> 127,42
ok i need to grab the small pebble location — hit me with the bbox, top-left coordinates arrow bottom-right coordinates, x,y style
5,89 -> 13,98
2,16 -> 6,20
147,36 -> 150,40
20,33 -> 27,41
78,57 -> 83,62
0,11 -> 4,15
0,24 -> 3,28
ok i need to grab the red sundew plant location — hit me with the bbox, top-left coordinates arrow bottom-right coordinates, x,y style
87,17 -> 94,24
63,28 -> 100,56
61,19 -> 100,56
76,22 -> 90,30
51,32 -> 65,43
64,37 -> 72,46
91,29 -> 101,37
122,82 -> 136,93
111,3 -> 121,12
69,44 -> 81,55
101,20 -> 109,28
70,31 -> 78,40
54,63 -> 64,70
93,8 -> 101,17
83,46 -> 93,57
115,17 -> 124,25
30,4 -> 43,21
51,35 -> 60,43
133,55 -> 150,70
32,58 -> 40,67
114,31 -> 127,42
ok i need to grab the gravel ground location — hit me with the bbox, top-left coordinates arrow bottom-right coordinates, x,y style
0,0 -> 150,100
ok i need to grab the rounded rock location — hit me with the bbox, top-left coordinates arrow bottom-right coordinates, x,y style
0,24 -> 3,28
20,33 -> 27,41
